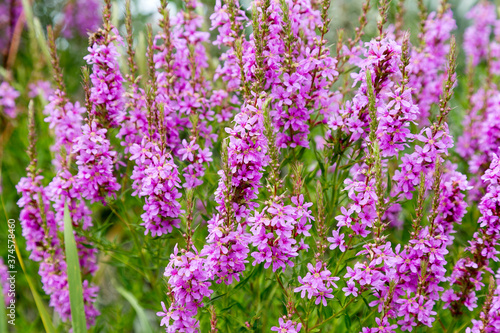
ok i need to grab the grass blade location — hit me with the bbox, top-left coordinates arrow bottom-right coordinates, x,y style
64,202 -> 88,333
116,286 -> 153,333
15,242 -> 56,333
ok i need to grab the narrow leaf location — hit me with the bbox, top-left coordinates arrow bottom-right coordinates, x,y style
64,202 -> 88,333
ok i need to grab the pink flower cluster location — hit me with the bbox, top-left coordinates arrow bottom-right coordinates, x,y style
130,138 -> 183,236
295,261 -> 339,306
84,28 -> 125,128
158,245 -> 212,332
444,154 -> 500,314
73,122 -> 121,203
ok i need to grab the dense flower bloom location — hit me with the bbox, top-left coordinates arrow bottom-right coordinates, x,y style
202,100 -> 269,284
84,28 -> 125,127
73,121 -> 121,203
43,89 -> 86,169
152,0 -> 218,188
294,261 -> 339,306
117,84 -> 148,153
465,277 -> 500,333
158,245 -> 212,332
393,125 -> 454,200
16,174 -> 99,327
249,195 -> 313,272
444,153 -> 500,315
13,0 -> 500,331
457,85 -> 500,198
210,0 -> 246,91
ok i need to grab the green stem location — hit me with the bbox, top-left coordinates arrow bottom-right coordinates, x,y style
275,272 -> 306,327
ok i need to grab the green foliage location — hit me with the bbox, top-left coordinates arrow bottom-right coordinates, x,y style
64,203 -> 88,333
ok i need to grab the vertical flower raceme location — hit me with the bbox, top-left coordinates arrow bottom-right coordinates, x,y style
203,99 -> 270,284
43,88 -> 85,169
158,245 -> 212,332
0,258 -> 11,306
83,4 -> 125,128
433,162 -> 471,245
158,99 -> 268,332
456,2 -> 500,194
73,121 -> 121,203
370,37 -> 459,331
44,30 -> 100,299
74,2 -> 123,204
243,0 -> 339,148
392,35 -> 457,200
16,164 -> 99,327
457,85 -> 500,197
249,194 -> 313,272
161,80 -> 270,331
463,2 -> 497,66
409,7 -> 456,122
21,35 -> 101,323
129,138 -> 183,236
326,37 -> 407,157
328,36 -> 408,243
444,154 -> 500,315
117,83 -> 148,153
118,0 -> 148,153
151,0 -> 216,188
210,0 -> 247,92
465,277 -> 500,333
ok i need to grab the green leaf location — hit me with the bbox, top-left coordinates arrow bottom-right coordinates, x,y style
0,281 -> 7,333
116,287 -> 153,333
64,202 -> 88,333
15,242 -> 56,333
